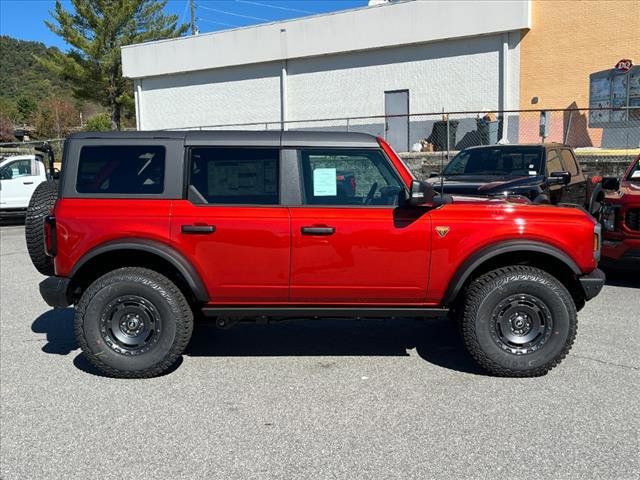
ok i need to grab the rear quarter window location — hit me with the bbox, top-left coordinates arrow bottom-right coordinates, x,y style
76,146 -> 165,194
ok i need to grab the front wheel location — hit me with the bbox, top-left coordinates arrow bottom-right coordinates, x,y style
461,266 -> 577,377
74,267 -> 194,378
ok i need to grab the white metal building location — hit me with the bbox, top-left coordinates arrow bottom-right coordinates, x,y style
122,0 -> 530,151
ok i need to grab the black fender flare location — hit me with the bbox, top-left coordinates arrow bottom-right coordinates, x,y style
443,240 -> 581,305
70,238 -> 209,302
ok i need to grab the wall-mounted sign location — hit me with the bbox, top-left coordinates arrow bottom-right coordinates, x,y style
589,63 -> 639,126
615,59 -> 633,73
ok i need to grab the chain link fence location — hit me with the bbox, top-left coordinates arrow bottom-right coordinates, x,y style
2,108 -> 638,178
175,107 -> 640,177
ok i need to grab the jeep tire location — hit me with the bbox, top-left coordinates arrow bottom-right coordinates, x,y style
75,267 -> 194,378
25,180 -> 58,275
461,266 -> 577,377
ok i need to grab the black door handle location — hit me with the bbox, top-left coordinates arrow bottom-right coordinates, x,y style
301,226 -> 335,236
181,224 -> 216,234
23,181 -> 34,185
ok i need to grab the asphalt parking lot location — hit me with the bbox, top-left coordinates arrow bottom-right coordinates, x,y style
1,224 -> 639,480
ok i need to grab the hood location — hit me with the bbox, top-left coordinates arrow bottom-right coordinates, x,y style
427,174 -> 544,197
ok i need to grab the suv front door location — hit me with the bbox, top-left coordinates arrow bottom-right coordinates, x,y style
171,146 -> 290,303
559,148 -> 587,207
288,148 -> 431,303
0,157 -> 40,208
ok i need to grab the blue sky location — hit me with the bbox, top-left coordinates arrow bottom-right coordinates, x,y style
0,0 -> 367,50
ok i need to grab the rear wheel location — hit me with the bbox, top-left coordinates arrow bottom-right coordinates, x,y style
461,266 -> 577,377
74,267 -> 194,378
25,180 -> 58,275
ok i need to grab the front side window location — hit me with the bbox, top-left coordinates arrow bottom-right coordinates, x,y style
546,150 -> 563,175
189,148 -> 279,205
627,159 -> 640,181
76,146 -> 165,194
300,149 -> 403,206
0,159 -> 32,180
560,149 -> 578,176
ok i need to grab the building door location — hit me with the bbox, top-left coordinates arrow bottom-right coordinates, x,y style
384,90 -> 409,153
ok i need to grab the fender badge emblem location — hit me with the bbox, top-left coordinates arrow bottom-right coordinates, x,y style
435,226 -> 450,238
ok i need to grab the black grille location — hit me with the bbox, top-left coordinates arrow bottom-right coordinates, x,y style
626,209 -> 640,231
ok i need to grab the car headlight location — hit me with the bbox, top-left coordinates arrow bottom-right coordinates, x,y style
600,205 -> 617,231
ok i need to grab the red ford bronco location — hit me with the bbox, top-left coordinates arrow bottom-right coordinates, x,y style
27,131 -> 605,378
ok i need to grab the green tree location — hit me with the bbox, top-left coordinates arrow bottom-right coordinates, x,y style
84,112 -> 112,131
16,95 -> 37,124
41,0 -> 187,130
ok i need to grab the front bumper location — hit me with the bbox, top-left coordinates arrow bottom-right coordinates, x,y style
578,268 -> 606,301
39,276 -> 71,308
602,238 -> 640,262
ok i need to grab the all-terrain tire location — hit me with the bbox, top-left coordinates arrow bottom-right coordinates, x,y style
25,180 -> 58,275
461,265 -> 577,377
74,267 -> 194,378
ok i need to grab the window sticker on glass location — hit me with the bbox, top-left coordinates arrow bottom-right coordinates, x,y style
313,168 -> 337,196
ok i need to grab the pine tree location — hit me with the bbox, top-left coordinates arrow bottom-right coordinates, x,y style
41,0 -> 187,130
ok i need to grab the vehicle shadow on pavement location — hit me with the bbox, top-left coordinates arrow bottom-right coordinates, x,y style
31,309 -> 483,376
601,267 -> 640,288
187,317 -> 485,375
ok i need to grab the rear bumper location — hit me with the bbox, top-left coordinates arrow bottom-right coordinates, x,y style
39,276 -> 71,308
0,208 -> 27,219
578,268 -> 606,301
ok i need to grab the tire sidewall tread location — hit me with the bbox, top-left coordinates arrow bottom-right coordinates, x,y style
74,267 -> 194,379
461,265 -> 578,377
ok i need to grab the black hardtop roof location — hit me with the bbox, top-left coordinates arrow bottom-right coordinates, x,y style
68,130 -> 379,148
462,143 -> 568,151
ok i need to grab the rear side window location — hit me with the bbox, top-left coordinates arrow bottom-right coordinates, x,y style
189,148 -> 279,205
76,146 -> 165,194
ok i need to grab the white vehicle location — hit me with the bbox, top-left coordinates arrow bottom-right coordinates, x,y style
0,154 -> 49,218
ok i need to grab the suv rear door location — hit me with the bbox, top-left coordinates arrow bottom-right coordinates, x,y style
288,147 -> 431,303
171,145 -> 290,303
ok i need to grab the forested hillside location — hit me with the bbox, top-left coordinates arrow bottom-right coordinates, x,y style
0,35 -> 71,102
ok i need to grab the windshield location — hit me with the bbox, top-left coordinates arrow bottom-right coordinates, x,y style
443,147 -> 543,177
627,158 -> 640,182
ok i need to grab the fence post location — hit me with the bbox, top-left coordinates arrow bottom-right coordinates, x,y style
446,115 -> 450,157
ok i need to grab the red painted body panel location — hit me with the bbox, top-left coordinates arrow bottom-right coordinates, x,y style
602,155 -> 640,260
53,140 -> 600,307
54,199 -> 173,277
289,207 -> 431,303
171,200 -> 290,302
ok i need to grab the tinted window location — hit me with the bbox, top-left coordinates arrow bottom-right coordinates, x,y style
0,159 -> 32,179
546,150 -> 563,174
443,147 -> 543,177
77,146 -> 165,194
189,148 -> 279,205
560,149 -> 578,176
300,149 -> 403,206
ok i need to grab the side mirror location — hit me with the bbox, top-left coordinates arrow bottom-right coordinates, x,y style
548,171 -> 571,185
601,176 -> 620,191
408,180 -> 436,207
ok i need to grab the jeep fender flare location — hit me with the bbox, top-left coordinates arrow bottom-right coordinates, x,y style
443,240 -> 581,305
70,238 -> 209,302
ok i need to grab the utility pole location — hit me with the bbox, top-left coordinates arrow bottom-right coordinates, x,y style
189,0 -> 197,35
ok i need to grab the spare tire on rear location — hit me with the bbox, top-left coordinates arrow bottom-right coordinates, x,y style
25,180 -> 58,275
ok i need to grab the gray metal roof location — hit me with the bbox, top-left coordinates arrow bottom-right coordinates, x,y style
69,130 -> 380,148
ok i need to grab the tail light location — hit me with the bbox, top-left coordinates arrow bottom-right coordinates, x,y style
44,215 -> 57,257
